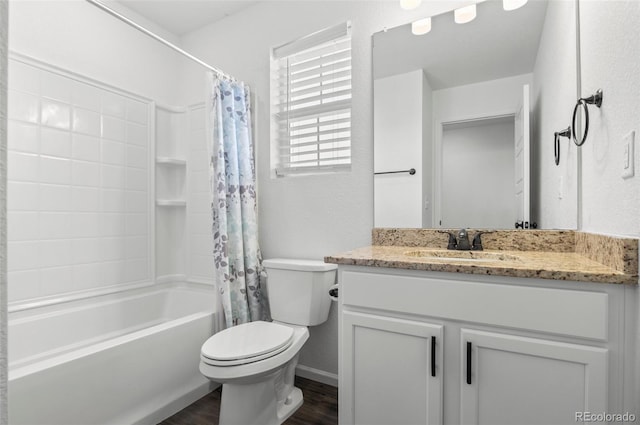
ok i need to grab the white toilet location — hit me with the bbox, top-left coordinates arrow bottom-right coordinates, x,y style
199,258 -> 337,425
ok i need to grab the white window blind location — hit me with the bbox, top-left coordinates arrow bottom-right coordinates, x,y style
271,22 -> 352,176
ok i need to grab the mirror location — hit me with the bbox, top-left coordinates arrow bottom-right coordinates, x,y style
373,0 -> 579,229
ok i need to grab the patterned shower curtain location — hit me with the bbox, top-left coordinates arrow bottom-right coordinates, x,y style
207,74 -> 269,328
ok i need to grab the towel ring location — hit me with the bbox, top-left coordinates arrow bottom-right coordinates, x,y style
554,127 -> 571,166
572,89 -> 603,147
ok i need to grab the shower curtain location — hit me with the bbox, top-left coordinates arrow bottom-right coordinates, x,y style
207,74 -> 269,328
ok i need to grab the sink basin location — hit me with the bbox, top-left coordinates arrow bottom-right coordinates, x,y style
403,250 -> 521,262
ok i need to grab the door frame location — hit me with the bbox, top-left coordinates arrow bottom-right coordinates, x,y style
433,110 -> 516,228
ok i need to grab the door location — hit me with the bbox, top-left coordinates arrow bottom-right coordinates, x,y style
440,117 -> 516,228
341,312 -> 443,425
514,84 -> 531,228
460,329 -> 607,425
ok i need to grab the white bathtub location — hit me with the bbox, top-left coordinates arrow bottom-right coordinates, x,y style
8,283 -> 220,425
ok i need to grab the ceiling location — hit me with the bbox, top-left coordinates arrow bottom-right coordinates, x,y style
373,0 -> 549,90
114,0 -> 260,36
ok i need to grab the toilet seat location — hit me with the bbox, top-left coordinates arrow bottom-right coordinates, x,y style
201,321 -> 294,367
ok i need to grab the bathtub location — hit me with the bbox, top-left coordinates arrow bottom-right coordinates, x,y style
8,283 -> 220,425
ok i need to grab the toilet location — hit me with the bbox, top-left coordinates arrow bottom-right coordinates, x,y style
199,258 -> 337,425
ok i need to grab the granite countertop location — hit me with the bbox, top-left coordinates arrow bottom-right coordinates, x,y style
324,229 -> 639,285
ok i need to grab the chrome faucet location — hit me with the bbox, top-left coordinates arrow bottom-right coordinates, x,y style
438,230 -> 458,249
439,229 -> 488,251
455,229 -> 471,250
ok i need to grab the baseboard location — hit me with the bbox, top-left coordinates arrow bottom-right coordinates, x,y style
296,364 -> 338,388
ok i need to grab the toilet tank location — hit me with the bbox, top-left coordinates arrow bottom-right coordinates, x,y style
263,259 -> 337,326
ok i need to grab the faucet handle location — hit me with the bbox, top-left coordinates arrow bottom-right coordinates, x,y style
455,228 -> 471,250
471,231 -> 492,251
437,230 -> 457,250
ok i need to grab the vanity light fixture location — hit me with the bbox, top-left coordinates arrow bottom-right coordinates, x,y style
503,0 -> 528,11
400,0 -> 422,10
454,4 -> 477,24
412,17 -> 432,35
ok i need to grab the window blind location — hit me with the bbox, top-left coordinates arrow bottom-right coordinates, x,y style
271,22 -> 352,175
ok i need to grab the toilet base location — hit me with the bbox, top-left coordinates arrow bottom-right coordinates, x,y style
278,387 -> 303,423
219,378 -> 303,425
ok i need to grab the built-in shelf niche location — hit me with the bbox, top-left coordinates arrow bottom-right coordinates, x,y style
156,162 -> 186,204
155,104 -> 188,279
156,199 -> 187,207
156,157 -> 187,166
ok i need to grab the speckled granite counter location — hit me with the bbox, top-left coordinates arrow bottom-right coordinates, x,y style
324,229 -> 639,285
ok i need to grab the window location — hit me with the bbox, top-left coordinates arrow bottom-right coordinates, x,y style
271,22 -> 352,176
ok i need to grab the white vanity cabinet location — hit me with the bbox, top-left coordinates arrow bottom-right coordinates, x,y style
460,329 -> 607,425
338,266 -> 632,425
342,311 -> 443,424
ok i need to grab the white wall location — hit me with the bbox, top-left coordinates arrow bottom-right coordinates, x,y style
532,0 -> 578,230
578,0 -> 640,237
177,0 -> 467,379
374,70 -> 424,228
441,119 -> 515,228
577,4 -> 640,413
433,74 -> 533,122
8,0 -> 182,106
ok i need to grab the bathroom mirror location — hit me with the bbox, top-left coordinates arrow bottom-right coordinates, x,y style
373,0 -> 579,229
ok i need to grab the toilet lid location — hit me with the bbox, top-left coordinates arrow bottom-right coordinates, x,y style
201,321 -> 294,366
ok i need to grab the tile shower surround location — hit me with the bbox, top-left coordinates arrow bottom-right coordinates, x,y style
187,104 -> 215,283
6,56 -> 151,302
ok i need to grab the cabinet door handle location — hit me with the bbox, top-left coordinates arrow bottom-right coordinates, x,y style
431,336 -> 436,377
466,341 -> 472,385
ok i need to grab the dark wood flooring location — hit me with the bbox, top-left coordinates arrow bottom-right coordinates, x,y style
159,377 -> 338,425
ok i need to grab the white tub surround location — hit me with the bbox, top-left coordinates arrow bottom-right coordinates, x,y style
1,0 -> 10,421
8,283 -> 219,425
6,53 -> 153,303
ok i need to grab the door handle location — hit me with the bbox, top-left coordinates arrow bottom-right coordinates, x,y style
431,336 -> 436,377
466,341 -> 472,385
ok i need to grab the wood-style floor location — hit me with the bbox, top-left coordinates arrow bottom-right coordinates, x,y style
159,377 -> 338,425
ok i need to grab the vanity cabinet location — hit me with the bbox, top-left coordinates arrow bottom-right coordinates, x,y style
460,329 -> 607,425
338,266 -> 627,425
342,311 -> 443,424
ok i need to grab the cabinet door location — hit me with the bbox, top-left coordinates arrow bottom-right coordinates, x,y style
460,329 -> 608,425
341,311 -> 443,425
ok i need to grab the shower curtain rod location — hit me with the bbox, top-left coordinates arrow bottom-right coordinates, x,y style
85,0 -> 235,80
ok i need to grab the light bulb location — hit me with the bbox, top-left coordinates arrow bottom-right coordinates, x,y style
411,17 -> 432,35
400,0 -> 422,11
503,0 -> 528,11
454,4 -> 477,24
